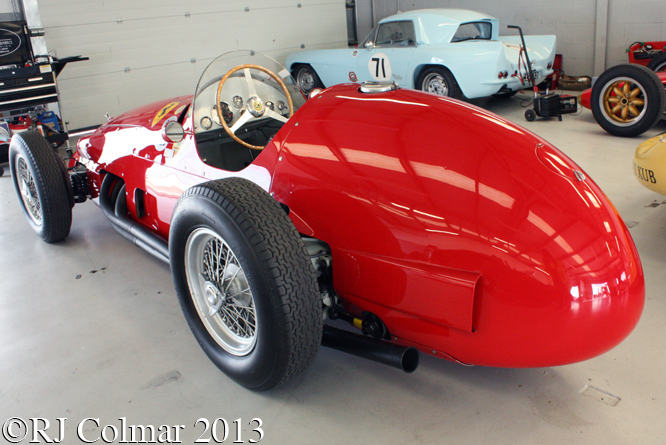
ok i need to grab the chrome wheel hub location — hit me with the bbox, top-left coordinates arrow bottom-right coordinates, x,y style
423,73 -> 448,96
185,228 -> 257,356
204,281 -> 225,316
298,70 -> 314,92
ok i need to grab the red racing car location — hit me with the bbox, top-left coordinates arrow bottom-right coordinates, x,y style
8,51 -> 645,390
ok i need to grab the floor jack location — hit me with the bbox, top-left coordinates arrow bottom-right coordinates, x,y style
508,25 -> 578,122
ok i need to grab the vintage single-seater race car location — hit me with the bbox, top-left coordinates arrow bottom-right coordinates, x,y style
285,9 -> 556,98
579,64 -> 666,137
8,51 -> 644,390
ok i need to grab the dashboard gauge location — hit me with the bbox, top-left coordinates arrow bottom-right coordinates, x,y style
211,102 -> 234,126
277,101 -> 287,113
265,101 -> 275,111
200,116 -> 213,130
232,96 -> 244,109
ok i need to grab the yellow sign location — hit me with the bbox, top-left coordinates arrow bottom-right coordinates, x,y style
152,101 -> 181,127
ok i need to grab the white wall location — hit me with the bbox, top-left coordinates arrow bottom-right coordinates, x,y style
38,0 -> 347,130
357,0 -> 666,79
607,0 -> 666,68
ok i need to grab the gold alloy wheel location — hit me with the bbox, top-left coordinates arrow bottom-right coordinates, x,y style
601,77 -> 647,125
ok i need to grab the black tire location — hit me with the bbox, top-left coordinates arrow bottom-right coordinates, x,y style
0,165 -> 4,177
293,64 -> 324,95
417,66 -> 462,99
647,52 -> 666,72
591,64 -> 665,137
169,177 -> 323,390
9,130 -> 72,242
525,109 -> 537,122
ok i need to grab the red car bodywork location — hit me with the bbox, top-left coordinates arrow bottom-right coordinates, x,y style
579,71 -> 666,109
73,83 -> 644,368
627,41 -> 666,66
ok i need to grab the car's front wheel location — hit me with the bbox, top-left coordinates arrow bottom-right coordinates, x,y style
294,64 -> 324,95
9,130 -> 72,242
417,66 -> 462,99
591,64 -> 665,137
169,177 -> 323,390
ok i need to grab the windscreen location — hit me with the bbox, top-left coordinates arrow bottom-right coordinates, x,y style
194,50 -> 305,136
451,22 -> 492,42
192,50 -> 306,171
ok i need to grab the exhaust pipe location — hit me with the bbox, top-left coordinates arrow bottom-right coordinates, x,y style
322,325 -> 419,373
99,174 -> 170,264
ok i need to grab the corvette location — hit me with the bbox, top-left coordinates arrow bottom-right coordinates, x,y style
8,51 -> 644,390
285,9 -> 556,99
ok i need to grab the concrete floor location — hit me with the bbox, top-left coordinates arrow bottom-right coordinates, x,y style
1,94 -> 666,444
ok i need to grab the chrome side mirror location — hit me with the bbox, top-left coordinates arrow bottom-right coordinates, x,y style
162,121 -> 185,143
365,41 -> 373,50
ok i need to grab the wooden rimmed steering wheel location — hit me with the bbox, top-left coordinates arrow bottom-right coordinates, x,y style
215,64 -> 294,150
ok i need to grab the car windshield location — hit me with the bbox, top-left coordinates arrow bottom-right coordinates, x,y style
193,50 -> 305,171
451,22 -> 492,42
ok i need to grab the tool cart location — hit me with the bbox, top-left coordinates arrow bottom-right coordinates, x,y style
0,0 -> 86,176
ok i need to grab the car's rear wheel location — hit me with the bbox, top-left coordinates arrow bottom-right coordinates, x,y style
9,130 -> 72,242
417,66 -> 462,99
647,52 -> 666,72
294,64 -> 324,95
591,64 -> 665,137
169,177 -> 323,390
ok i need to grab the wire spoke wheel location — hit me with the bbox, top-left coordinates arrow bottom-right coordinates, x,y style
600,77 -> 648,126
170,178 -> 323,390
185,227 -> 257,356
8,130 -> 72,242
16,154 -> 42,225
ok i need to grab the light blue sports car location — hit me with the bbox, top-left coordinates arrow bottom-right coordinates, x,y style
286,9 -> 556,99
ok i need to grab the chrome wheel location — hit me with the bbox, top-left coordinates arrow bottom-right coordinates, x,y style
422,72 -> 449,96
185,227 -> 257,356
599,77 -> 648,127
15,153 -> 42,225
297,67 -> 315,94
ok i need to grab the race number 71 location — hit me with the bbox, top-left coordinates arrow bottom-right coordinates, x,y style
372,57 -> 386,78
368,53 -> 392,80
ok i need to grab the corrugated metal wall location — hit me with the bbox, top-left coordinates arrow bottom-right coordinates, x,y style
38,0 -> 347,129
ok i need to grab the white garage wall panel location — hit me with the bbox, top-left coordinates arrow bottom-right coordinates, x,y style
38,0 -> 347,129
607,0 -> 666,68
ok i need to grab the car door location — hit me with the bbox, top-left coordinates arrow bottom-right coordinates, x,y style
355,20 -> 416,86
